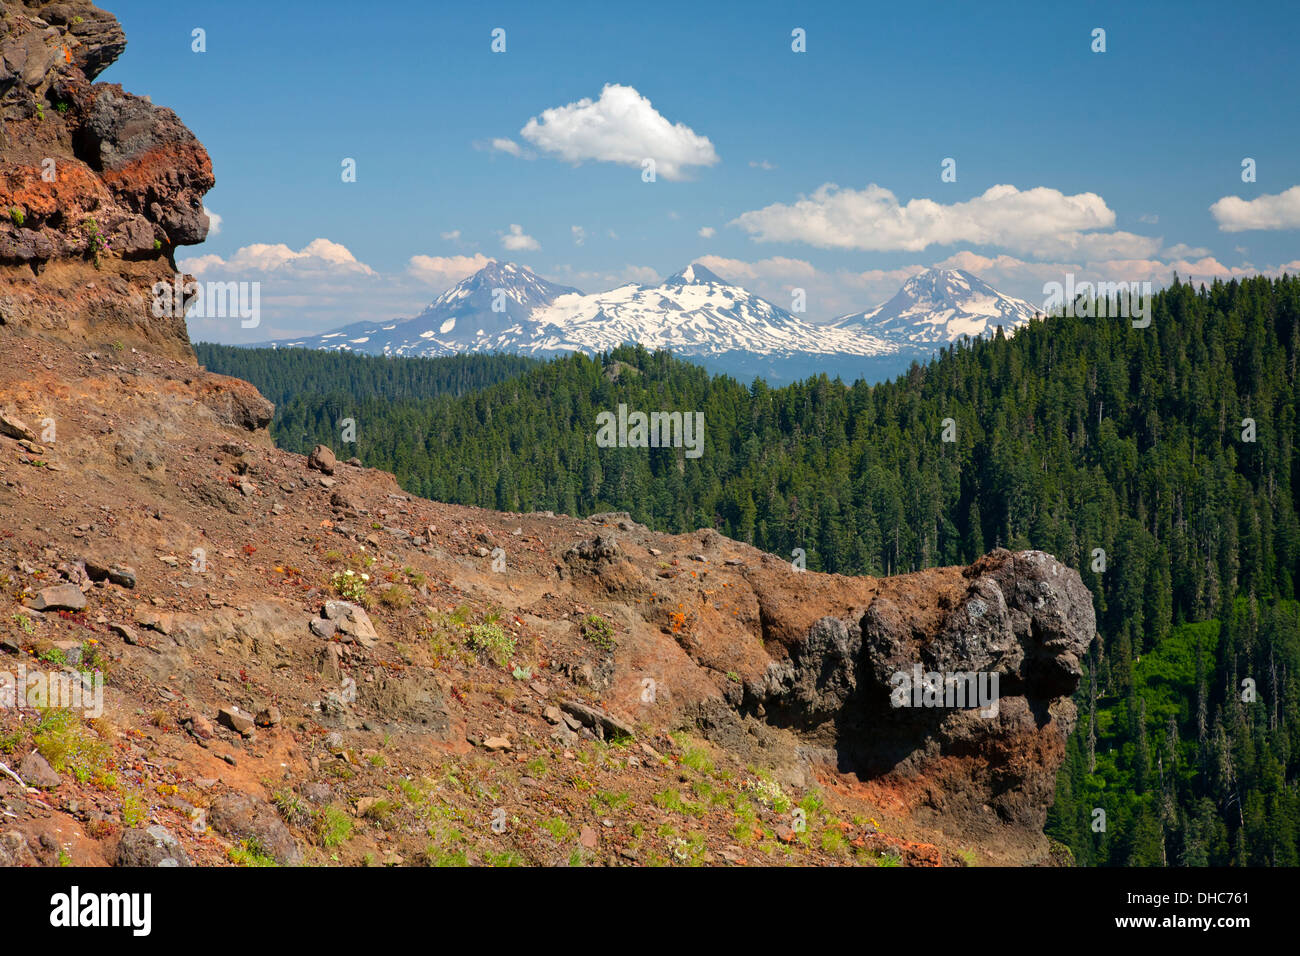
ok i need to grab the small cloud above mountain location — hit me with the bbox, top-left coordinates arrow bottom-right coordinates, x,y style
501,224 -> 540,251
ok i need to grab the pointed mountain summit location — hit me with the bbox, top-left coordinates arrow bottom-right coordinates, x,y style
662,262 -> 727,286
408,260 -> 580,348
834,268 -> 1041,347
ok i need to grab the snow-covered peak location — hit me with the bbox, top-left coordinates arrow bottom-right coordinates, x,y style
427,260 -> 575,311
664,263 -> 727,287
834,267 -> 1041,347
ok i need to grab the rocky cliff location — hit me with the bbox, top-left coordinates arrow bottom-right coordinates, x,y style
1,0 -> 211,362
0,2 -> 1097,868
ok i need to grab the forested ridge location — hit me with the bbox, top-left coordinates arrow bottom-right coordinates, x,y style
193,343 -> 538,410
199,274 -> 1300,865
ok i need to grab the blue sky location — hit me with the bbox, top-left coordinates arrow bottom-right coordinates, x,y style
102,0 -> 1300,341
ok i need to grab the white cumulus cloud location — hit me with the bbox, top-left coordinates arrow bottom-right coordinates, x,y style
622,265 -> 662,284
1033,230 -> 1162,260
731,183 -> 1157,258
1211,185 -> 1300,232
1161,243 -> 1212,260
177,239 -> 425,343
178,253 -> 224,275
520,83 -> 719,181
695,255 -> 819,284
182,238 -> 374,276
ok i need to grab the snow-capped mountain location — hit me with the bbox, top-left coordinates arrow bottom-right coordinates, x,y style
526,263 -> 892,359
833,268 -> 1042,348
261,262 -> 1038,384
274,261 -> 580,355
270,261 -> 892,366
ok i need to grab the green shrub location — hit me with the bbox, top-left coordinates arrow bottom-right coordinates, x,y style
317,806 -> 353,847
579,613 -> 616,651
466,621 -> 515,667
228,839 -> 279,867
34,710 -> 108,779
377,585 -> 411,609
330,569 -> 369,602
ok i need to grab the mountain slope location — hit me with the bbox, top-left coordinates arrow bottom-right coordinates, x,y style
274,261 -> 580,355
834,268 -> 1042,348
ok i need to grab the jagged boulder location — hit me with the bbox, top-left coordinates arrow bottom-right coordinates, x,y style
760,615 -> 862,726
197,375 -> 275,433
756,549 -> 1095,830
308,444 -> 336,475
116,825 -> 191,867
322,600 -> 378,647
208,792 -> 301,865
565,533 -> 620,564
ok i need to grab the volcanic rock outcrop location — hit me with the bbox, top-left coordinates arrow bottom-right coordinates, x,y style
1,0 -> 212,361
756,549 -> 1094,830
